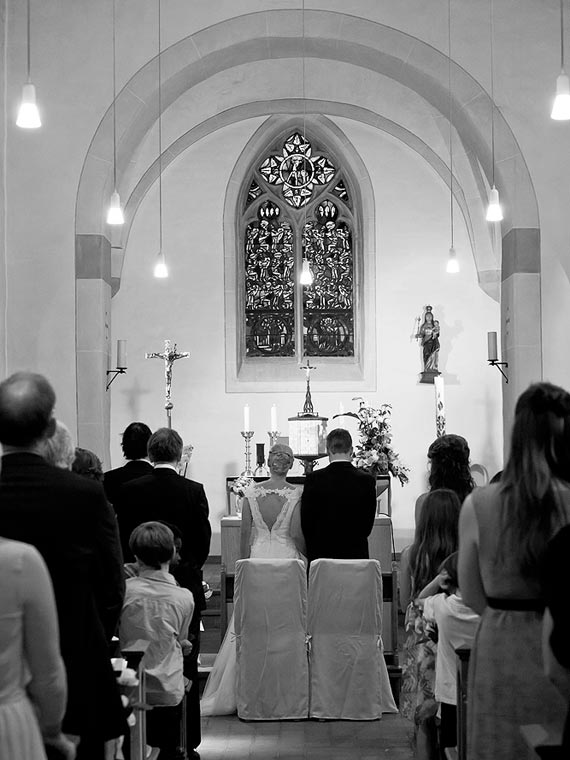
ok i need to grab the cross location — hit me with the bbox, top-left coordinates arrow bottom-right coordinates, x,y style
145,339 -> 190,428
301,358 -> 317,415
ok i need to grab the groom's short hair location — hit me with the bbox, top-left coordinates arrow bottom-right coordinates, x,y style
326,428 -> 352,454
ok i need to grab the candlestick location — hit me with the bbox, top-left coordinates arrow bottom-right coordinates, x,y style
243,404 -> 251,432
270,404 -> 277,432
117,339 -> 127,369
268,430 -> 280,448
240,430 -> 254,476
487,332 -> 498,362
434,376 -> 446,438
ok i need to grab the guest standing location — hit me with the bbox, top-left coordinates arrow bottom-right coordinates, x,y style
0,372 -> 126,759
414,434 -> 475,527
400,488 -> 461,760
300,428 -> 376,562
103,422 -> 152,505
0,537 -> 74,760
458,381 -> 570,760
114,428 -> 211,760
42,420 -> 75,470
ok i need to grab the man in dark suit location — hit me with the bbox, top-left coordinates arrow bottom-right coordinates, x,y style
103,421 -> 152,505
301,428 -> 377,562
115,427 -> 211,760
0,372 -> 126,759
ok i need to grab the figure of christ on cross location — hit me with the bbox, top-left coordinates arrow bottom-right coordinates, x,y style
145,339 -> 190,428
301,358 -> 317,415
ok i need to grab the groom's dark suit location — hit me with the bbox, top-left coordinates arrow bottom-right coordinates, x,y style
301,460 -> 377,562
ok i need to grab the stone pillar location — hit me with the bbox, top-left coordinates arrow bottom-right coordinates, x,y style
501,227 -> 542,457
75,234 -> 112,468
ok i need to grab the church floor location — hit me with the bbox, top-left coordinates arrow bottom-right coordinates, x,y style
199,714 -> 414,759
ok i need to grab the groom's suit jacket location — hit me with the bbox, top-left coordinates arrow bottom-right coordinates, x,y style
300,460 -> 377,562
103,458 -> 153,506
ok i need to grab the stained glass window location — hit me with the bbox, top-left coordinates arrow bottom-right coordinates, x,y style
243,131 -> 355,359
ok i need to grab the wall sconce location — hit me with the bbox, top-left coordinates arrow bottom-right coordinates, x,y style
487,331 -> 508,382
106,339 -> 127,389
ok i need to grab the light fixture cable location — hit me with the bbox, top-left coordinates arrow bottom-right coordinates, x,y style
153,0 -> 167,276
299,0 -> 313,287
486,0 -> 503,221
106,0 -> 124,224
16,0 -> 41,128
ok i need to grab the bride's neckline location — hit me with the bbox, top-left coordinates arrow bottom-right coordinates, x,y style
252,486 -> 297,495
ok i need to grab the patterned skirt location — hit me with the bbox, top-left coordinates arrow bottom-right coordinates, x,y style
400,602 -> 438,725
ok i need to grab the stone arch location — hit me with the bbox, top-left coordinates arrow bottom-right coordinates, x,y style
74,8 -> 539,458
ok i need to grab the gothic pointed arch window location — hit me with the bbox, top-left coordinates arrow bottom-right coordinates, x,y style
242,131 -> 356,360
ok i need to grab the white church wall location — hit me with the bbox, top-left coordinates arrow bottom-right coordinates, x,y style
111,117 -> 502,553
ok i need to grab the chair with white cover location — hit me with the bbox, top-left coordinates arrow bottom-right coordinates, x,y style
307,558 -> 386,720
235,558 -> 309,720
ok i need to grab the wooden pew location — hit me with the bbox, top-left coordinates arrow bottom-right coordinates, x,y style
121,639 -> 150,760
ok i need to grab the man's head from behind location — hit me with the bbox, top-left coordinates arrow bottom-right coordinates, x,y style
121,422 -> 152,460
0,372 -> 56,449
147,427 -> 183,464
326,428 -> 353,460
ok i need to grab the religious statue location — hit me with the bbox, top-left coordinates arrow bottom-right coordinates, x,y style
415,306 -> 441,383
145,339 -> 190,427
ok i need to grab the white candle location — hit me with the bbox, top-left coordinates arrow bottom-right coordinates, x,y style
270,404 -> 277,432
487,331 -> 498,362
338,402 -> 345,416
117,340 -> 127,369
243,404 -> 250,432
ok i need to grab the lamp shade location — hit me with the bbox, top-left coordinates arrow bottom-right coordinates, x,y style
446,246 -> 459,273
486,185 -> 503,222
16,83 -> 41,128
551,72 -> 570,120
153,250 -> 168,278
106,190 -> 125,225
300,259 -> 313,285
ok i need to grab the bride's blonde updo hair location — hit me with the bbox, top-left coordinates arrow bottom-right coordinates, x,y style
268,444 -> 294,472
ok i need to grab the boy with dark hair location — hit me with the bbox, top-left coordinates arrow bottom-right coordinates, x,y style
120,521 -> 194,758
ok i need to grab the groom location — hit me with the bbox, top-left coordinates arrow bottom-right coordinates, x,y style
300,428 -> 377,562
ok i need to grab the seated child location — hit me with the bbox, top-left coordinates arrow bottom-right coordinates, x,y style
119,521 -> 194,758
417,552 -> 480,754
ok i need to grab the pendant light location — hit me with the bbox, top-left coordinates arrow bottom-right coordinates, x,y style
446,0 -> 459,274
552,0 -> 570,119
153,0 -> 168,278
486,0 -> 503,222
106,0 -> 124,225
16,0 -> 41,128
299,0 -> 313,287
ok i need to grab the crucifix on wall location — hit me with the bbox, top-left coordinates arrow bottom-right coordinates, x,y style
145,339 -> 190,428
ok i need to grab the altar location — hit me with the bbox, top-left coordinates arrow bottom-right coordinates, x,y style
220,474 -> 398,661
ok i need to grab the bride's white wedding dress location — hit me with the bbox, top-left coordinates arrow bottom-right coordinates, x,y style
201,484 -> 302,716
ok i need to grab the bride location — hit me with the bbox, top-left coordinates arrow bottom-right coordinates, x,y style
201,444 -> 304,716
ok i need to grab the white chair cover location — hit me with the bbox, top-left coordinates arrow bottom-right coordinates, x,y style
235,558 -> 309,720
308,558 -> 385,720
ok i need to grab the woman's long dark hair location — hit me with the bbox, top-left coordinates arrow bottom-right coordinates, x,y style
409,488 -> 461,596
428,434 -> 475,504
500,382 -> 570,576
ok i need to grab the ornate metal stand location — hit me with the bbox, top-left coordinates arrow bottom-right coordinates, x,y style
268,430 -> 280,448
294,452 -> 328,475
240,430 -> 255,476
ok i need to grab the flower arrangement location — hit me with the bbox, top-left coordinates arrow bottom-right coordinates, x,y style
340,398 -> 410,485
229,474 -> 253,497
